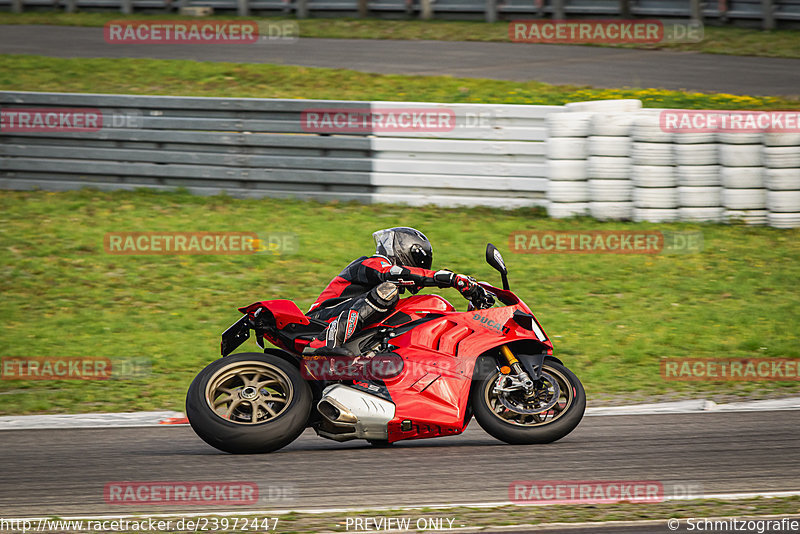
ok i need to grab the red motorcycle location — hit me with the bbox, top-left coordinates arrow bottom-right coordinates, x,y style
186,244 -> 585,453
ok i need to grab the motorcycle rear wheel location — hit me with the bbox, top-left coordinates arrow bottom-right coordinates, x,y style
471,360 -> 585,444
186,352 -> 312,454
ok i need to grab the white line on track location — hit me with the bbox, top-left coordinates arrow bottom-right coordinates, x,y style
2,397 -> 800,430
5,490 -> 800,523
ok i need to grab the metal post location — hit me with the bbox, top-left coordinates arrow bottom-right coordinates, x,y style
690,0 -> 702,22
65,0 -> 77,12
552,0 -> 565,20
237,0 -> 249,16
11,0 -> 23,13
357,0 -> 368,17
485,0 -> 496,23
619,0 -> 630,18
296,0 -> 308,18
120,0 -> 132,14
762,0 -> 775,30
420,0 -> 432,20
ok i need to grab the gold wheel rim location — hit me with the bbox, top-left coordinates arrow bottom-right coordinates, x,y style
484,365 -> 574,427
205,361 -> 294,425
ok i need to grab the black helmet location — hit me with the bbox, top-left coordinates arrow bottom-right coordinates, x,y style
373,227 -> 433,270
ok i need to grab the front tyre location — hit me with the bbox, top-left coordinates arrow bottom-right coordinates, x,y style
186,352 -> 312,454
471,360 -> 585,445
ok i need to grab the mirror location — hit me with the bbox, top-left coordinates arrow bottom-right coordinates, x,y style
485,243 -> 507,275
485,243 -> 510,290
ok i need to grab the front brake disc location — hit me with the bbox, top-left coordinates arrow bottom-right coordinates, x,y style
495,372 -> 561,414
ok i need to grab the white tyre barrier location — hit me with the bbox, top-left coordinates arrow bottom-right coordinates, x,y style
719,143 -> 763,167
764,146 -> 800,168
632,142 -> 674,166
724,209 -> 768,225
766,190 -> 800,212
633,187 -> 679,209
677,165 -> 721,186
547,112 -> 593,137
633,208 -> 679,222
717,132 -> 764,144
632,165 -> 677,188
546,137 -> 588,160
674,143 -> 718,166
764,132 -> 800,146
678,186 -> 722,207
547,159 -> 588,181
589,201 -> 633,220
721,167 -> 763,189
588,179 -> 633,202
764,168 -> 800,190
548,202 -> 589,218
673,132 -> 716,144
590,113 -> 635,136
587,156 -> 631,179
632,112 -> 673,143
548,180 -> 590,203
767,212 -> 800,228
722,188 -> 767,210
678,206 -> 724,222
588,136 -> 632,157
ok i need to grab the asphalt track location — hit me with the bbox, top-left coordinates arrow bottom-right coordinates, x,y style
2,25 -> 800,96
0,410 -> 798,526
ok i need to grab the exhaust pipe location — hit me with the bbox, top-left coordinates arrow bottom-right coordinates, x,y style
317,397 -> 358,424
315,385 -> 395,442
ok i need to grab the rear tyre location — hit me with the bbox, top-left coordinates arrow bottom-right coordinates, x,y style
186,352 -> 312,454
471,360 -> 585,445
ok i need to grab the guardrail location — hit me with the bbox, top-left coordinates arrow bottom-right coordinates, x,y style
1,0 -> 799,28
0,91 -> 552,208
1,92 -> 797,227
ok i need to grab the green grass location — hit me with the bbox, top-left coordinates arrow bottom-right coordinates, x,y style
1,189 -> 799,415
199,497 -> 800,532
1,12 -> 799,58
1,54 -> 799,106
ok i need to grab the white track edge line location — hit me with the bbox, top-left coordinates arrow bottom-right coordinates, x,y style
6,490 -> 800,522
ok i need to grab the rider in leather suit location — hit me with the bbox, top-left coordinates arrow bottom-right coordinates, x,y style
307,227 -> 479,353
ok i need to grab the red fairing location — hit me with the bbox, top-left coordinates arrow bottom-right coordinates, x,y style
375,286 -> 551,443
390,294 -> 455,318
238,300 -> 310,329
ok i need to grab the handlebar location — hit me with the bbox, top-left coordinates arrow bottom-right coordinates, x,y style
469,285 -> 496,310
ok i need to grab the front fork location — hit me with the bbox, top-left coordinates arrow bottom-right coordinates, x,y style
499,344 -> 535,393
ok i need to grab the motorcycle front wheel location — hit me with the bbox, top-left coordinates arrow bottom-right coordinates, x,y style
186,352 -> 312,454
471,359 -> 585,445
